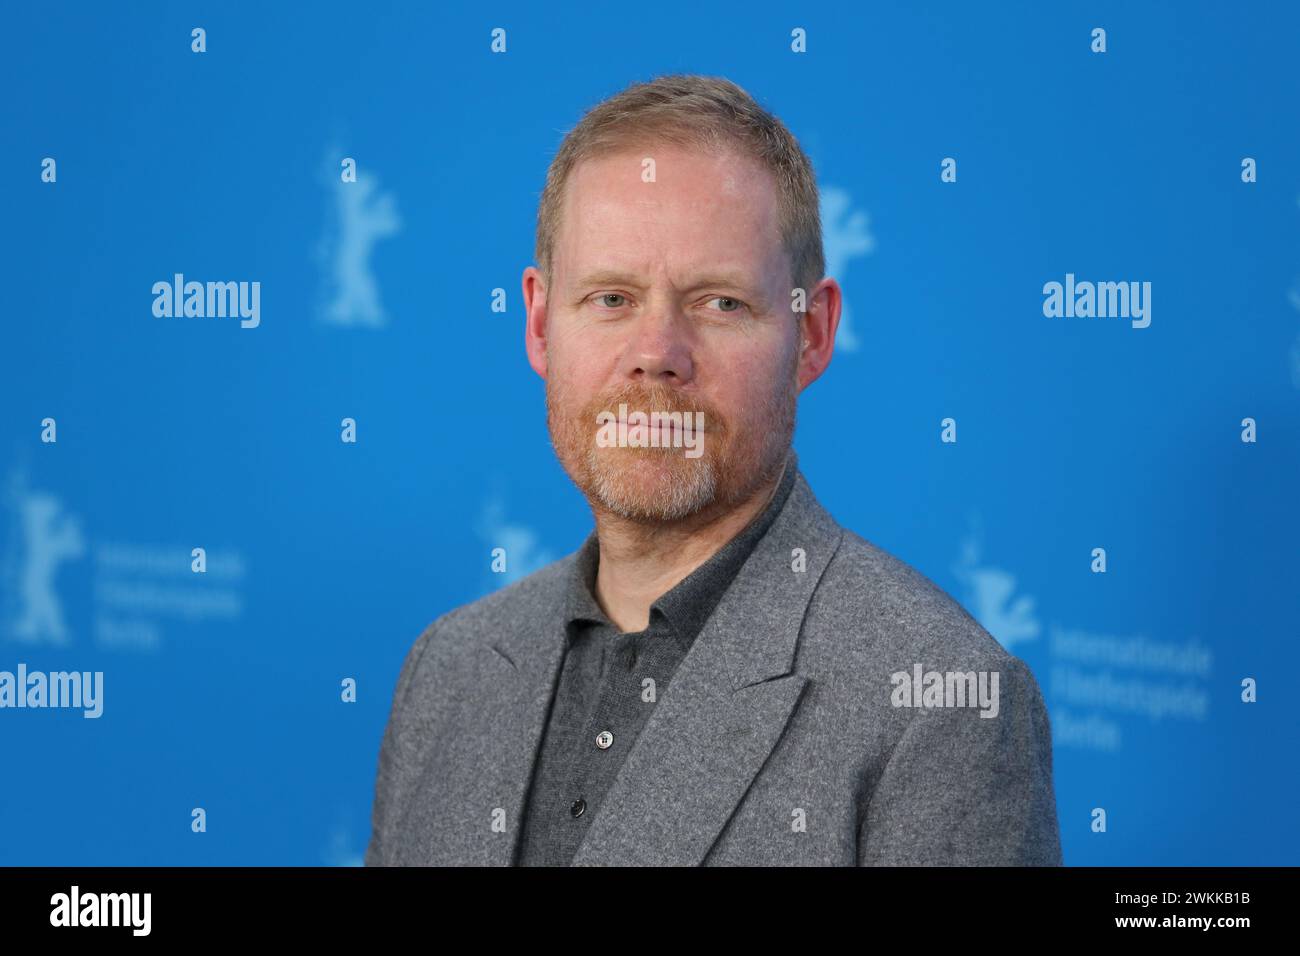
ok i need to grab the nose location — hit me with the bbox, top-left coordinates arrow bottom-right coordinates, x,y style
621,307 -> 694,386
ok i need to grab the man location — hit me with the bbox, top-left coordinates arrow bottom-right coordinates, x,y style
365,74 -> 1062,866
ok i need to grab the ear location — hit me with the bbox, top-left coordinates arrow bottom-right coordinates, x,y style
796,276 -> 842,391
523,266 -> 549,379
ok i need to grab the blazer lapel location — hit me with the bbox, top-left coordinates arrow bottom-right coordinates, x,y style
569,469 -> 844,866
398,579 -> 572,866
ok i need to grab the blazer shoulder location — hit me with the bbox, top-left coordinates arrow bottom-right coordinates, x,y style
814,527 -> 1020,671
413,548 -> 580,654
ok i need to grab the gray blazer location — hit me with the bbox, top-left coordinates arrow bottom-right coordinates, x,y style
365,466 -> 1063,866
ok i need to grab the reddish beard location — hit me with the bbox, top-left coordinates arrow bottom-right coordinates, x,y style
545,360 -> 797,524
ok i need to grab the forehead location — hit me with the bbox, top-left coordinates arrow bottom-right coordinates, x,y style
554,144 -> 785,286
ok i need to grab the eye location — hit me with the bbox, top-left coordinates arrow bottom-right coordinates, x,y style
594,293 -> 627,308
709,296 -> 745,313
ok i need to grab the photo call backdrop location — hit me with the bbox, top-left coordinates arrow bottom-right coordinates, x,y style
2,0 -> 1298,866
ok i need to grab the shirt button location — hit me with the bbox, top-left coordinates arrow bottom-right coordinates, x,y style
595,730 -> 614,750
570,798 -> 586,818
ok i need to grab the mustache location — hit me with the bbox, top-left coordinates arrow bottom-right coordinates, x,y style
581,384 -> 722,427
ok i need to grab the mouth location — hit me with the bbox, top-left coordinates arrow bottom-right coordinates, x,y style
613,417 -> 707,435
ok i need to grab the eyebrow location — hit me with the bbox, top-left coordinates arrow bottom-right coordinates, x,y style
571,270 -> 760,295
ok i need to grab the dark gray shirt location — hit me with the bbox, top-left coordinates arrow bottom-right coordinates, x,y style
513,457 -> 797,866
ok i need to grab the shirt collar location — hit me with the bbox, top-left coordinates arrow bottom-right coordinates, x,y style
563,448 -> 799,654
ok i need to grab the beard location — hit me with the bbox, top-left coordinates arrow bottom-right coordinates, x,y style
545,350 -> 799,524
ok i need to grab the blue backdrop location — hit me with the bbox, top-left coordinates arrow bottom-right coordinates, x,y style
2,0 -> 1297,865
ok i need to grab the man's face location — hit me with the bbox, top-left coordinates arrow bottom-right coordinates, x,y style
530,144 -> 802,523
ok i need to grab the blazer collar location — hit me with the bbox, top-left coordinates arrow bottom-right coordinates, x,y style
559,452 -> 799,656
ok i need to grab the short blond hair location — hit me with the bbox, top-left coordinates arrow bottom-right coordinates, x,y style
535,74 -> 825,303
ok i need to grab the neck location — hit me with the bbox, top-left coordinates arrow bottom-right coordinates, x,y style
590,458 -> 788,633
